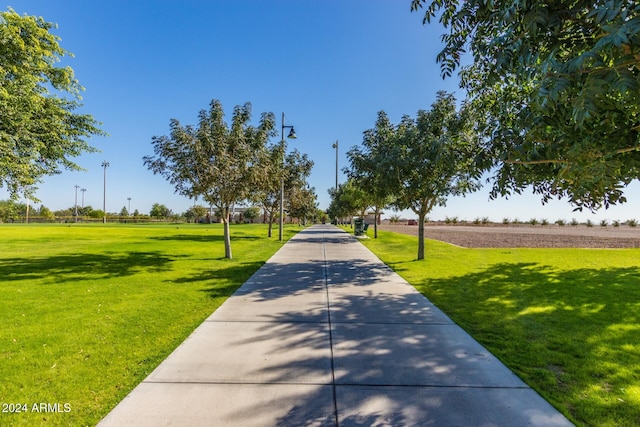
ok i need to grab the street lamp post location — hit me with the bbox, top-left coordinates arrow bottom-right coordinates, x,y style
332,140 -> 339,191
332,140 -> 340,225
279,112 -> 297,241
127,197 -> 131,216
74,184 -> 80,223
81,188 -> 86,209
101,161 -> 110,223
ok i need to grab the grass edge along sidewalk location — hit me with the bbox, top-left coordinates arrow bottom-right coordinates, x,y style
0,223 -> 299,427
358,229 -> 640,427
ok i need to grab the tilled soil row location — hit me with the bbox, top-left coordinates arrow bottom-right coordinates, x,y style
377,225 -> 640,248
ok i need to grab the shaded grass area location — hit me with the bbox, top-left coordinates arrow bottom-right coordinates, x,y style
360,230 -> 640,427
0,223 -> 298,426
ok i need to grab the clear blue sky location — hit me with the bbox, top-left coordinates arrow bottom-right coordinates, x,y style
4,0 -> 639,222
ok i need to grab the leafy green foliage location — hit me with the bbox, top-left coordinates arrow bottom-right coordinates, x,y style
326,179 -> 370,221
346,111 -> 396,238
183,205 -> 208,223
0,8 -> 105,200
143,100 -> 276,258
251,145 -> 314,236
283,150 -> 315,221
149,202 -> 172,219
411,0 -> 640,211
350,91 -> 481,259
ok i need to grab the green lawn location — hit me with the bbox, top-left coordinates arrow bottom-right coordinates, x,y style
359,230 -> 640,427
0,223 -> 298,427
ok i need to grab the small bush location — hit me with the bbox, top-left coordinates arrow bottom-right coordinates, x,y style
570,218 -> 579,227
445,216 -> 460,225
600,219 -> 608,227
529,218 -> 539,226
541,218 -> 549,226
627,219 -> 638,228
613,220 -> 621,227
586,219 -> 594,227
503,217 -> 510,225
555,219 -> 566,226
482,216 -> 490,225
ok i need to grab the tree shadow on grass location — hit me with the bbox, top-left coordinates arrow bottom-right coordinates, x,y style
170,261 -> 267,299
413,262 -> 640,426
149,234 -> 260,243
0,251 -> 182,283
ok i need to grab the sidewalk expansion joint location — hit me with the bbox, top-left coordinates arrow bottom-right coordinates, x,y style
333,383 -> 532,390
322,231 -> 340,427
143,380 -> 333,386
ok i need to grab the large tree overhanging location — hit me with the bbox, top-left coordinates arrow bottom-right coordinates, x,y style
411,0 -> 640,211
0,8 -> 105,200
143,100 -> 276,259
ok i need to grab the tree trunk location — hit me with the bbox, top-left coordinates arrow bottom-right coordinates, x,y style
374,207 -> 380,238
267,210 -> 274,238
417,212 -> 426,260
222,207 -> 232,259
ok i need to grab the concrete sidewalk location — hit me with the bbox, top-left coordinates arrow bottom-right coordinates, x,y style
98,225 -> 573,426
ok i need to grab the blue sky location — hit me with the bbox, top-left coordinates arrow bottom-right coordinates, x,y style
4,0 -> 639,222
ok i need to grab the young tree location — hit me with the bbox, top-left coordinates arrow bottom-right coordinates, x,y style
411,0 -> 640,211
252,147 -> 313,237
283,150 -> 314,223
242,206 -> 261,224
37,205 -> 55,221
384,92 -> 482,260
346,111 -> 396,238
184,205 -> 207,223
252,143 -> 284,237
144,100 -> 276,258
287,186 -> 317,225
0,8 -> 105,201
149,203 -> 171,219
326,179 -> 369,224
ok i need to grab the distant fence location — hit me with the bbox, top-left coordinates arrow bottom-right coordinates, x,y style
4,216 -> 182,224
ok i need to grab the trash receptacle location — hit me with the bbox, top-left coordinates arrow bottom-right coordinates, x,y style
354,218 -> 365,236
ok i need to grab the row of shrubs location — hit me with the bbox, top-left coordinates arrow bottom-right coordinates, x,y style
443,216 -> 639,227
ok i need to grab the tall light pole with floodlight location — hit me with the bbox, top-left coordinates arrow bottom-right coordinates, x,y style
332,140 -> 339,191
81,188 -> 86,209
74,184 -> 80,222
101,161 -> 110,223
127,197 -> 131,215
279,112 -> 297,241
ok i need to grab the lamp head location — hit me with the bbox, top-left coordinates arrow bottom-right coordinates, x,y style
287,127 -> 297,139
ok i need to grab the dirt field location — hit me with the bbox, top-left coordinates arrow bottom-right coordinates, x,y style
378,224 -> 640,248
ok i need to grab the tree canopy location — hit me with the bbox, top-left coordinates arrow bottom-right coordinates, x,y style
347,91 -> 481,260
144,100 -> 276,258
251,146 -> 314,237
411,0 -> 640,211
326,179 -> 370,223
0,8 -> 104,200
346,111 -> 396,238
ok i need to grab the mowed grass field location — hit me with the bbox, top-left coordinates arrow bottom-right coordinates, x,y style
360,230 -> 640,427
0,223 -> 298,427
